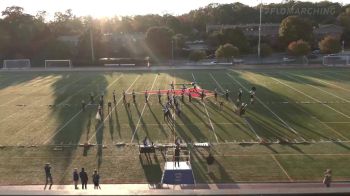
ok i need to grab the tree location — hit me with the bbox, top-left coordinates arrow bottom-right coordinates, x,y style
319,36 -> 341,54
279,16 -> 313,46
188,50 -> 206,62
145,26 -> 174,59
215,43 -> 239,62
288,40 -> 311,56
260,43 -> 273,58
221,28 -> 250,53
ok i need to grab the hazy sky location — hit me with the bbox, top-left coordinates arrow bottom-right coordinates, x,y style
0,0 -> 348,19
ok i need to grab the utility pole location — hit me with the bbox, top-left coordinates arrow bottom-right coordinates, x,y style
258,0 -> 263,59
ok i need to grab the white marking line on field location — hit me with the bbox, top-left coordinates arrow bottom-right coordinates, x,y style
14,75 -> 124,145
0,75 -> 86,125
243,118 -> 262,142
210,73 -> 262,141
323,121 -> 350,124
284,73 -> 350,103
318,120 -> 349,140
130,75 -> 159,143
312,73 -> 350,93
268,73 -> 350,119
209,73 -> 236,108
192,73 -> 219,143
86,75 -> 140,143
43,74 -> 125,145
226,72 -> 299,135
271,155 -> 293,182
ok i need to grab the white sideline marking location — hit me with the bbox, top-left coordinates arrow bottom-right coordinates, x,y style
268,74 -> 350,119
43,74 -> 125,145
284,73 -> 350,103
210,73 -> 262,141
86,75 -> 140,143
226,72 -> 299,135
271,155 -> 293,182
312,73 -> 350,93
192,73 -> 218,143
130,75 -> 159,143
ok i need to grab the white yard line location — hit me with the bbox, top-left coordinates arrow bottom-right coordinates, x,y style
267,74 -> 350,119
13,75 -> 124,145
312,73 -> 350,93
130,75 -> 159,143
323,121 -> 350,124
85,75 -> 140,143
210,73 -> 262,142
243,118 -> 262,142
192,73 -> 219,143
284,73 -> 350,103
271,155 -> 293,182
226,72 -> 299,136
42,74 -> 126,145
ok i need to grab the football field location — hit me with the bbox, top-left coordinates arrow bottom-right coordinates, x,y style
1,68 -> 350,185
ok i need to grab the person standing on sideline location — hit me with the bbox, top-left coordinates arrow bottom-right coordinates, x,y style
90,92 -> 94,104
44,163 -> 53,190
188,92 -> 192,103
79,168 -> 88,190
174,146 -> 180,167
73,168 -> 79,189
206,153 -> 215,174
323,169 -> 332,187
92,169 -> 101,190
122,90 -> 126,102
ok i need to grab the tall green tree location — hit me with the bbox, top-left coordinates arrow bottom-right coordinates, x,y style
215,43 -> 239,62
279,16 -> 313,46
145,26 -> 174,59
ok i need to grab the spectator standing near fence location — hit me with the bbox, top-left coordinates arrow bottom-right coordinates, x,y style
92,169 -> 101,190
79,168 -> 88,190
206,153 -> 215,174
73,168 -> 79,189
323,169 -> 332,187
44,163 -> 53,190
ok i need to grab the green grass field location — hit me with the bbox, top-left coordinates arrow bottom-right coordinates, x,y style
1,68 -> 350,185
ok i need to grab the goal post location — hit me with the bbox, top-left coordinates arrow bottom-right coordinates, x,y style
323,56 -> 350,66
3,59 -> 31,69
45,60 -> 72,69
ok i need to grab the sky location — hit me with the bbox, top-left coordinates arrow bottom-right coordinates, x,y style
0,0 -> 348,19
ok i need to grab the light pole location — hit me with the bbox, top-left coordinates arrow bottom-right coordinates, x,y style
258,0 -> 263,59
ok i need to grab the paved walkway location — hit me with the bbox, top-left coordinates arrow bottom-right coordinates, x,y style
0,182 -> 350,195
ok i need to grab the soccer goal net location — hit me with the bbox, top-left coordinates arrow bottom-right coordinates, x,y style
323,56 -> 350,66
3,59 -> 31,69
45,60 -> 72,69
